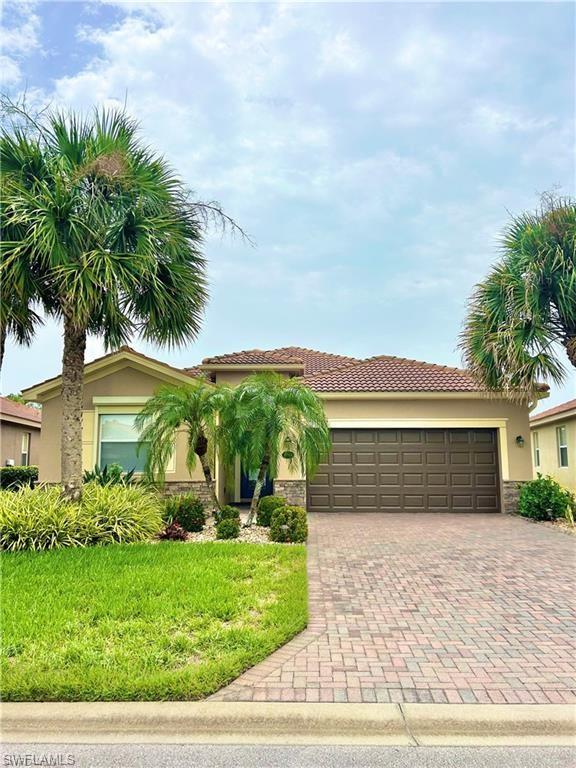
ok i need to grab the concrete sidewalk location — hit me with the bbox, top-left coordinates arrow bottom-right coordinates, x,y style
2,702 -> 575,746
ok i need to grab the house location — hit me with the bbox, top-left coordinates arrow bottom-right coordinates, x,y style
0,396 -> 41,467
530,399 -> 575,493
21,345 -> 539,513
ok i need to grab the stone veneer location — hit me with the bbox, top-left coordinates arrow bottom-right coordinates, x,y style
502,480 -> 525,515
273,479 -> 307,508
162,481 -> 214,507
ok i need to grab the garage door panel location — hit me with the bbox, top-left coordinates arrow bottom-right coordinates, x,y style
308,428 -> 500,513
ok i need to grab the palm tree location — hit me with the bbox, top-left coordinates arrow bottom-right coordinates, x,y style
460,194 -> 576,397
0,151 -> 44,371
1,107 -> 211,499
135,380 -> 227,513
220,372 -> 331,525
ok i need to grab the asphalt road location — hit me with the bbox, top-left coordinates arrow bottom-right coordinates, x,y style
2,744 -> 574,768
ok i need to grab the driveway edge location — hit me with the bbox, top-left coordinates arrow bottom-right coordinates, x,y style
2,702 -> 575,746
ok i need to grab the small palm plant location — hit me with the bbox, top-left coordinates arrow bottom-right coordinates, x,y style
460,194 -> 576,397
220,372 -> 331,525
135,380 -> 227,513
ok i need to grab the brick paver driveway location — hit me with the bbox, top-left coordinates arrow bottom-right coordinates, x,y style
211,513 -> 576,704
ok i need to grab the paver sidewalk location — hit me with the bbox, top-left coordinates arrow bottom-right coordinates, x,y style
211,513 -> 576,704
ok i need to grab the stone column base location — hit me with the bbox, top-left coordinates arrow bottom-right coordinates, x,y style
273,479 -> 307,508
502,480 -> 526,514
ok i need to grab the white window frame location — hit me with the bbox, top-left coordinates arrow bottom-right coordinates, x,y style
532,431 -> 540,468
20,432 -> 31,465
556,425 -> 569,468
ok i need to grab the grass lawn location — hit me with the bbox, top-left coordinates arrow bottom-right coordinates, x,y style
1,541 -> 307,701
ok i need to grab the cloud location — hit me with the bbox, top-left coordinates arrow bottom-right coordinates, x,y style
318,31 -> 366,75
1,0 -> 41,87
471,103 -> 553,134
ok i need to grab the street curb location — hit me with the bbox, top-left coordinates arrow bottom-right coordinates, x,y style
2,702 -> 575,746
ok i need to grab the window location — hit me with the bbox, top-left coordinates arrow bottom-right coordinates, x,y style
20,432 -> 31,465
556,425 -> 569,468
99,414 -> 148,472
532,431 -> 540,467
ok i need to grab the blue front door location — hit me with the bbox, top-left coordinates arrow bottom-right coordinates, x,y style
240,465 -> 273,501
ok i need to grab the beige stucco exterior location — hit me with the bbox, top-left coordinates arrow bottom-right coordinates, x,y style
24,349 -> 534,509
530,412 -> 576,493
0,417 -> 41,467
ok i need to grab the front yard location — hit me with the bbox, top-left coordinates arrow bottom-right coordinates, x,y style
1,541 -> 307,701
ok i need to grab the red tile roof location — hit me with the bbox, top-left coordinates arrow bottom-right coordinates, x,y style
201,347 -> 360,375
530,398 -> 576,423
303,355 -> 479,392
0,396 -> 42,423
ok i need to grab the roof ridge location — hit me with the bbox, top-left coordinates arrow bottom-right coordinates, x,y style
201,348 -> 304,365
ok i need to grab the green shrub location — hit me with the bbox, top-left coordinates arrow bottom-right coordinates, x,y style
270,505 -> 308,543
256,495 -> 287,527
81,483 -> 164,544
216,518 -> 240,539
164,494 -> 206,532
83,463 -> 135,487
518,474 -> 575,522
0,466 -> 38,490
0,484 -> 164,552
215,505 -> 241,524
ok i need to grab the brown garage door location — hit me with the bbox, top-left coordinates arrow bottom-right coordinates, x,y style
307,428 -> 500,513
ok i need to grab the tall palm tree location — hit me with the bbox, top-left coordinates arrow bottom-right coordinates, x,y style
135,380 -> 227,513
1,108 -> 209,499
460,194 -> 576,397
220,372 -> 331,525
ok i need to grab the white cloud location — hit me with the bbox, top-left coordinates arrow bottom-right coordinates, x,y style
318,31 -> 366,75
1,0 -> 41,87
472,103 -> 553,134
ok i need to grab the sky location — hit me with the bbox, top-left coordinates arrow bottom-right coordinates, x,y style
1,0 -> 575,413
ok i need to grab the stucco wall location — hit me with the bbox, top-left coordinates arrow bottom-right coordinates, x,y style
277,395 -> 533,484
0,420 -> 41,467
531,416 -> 576,493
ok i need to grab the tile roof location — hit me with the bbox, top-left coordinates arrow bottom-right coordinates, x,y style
201,346 -> 360,375
530,398 -> 576,423
0,396 -> 42,423
303,355 -> 479,392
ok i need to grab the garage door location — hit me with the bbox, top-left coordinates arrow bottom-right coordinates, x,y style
307,428 -> 500,513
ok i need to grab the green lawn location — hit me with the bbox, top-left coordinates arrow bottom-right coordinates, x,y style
1,541 -> 307,701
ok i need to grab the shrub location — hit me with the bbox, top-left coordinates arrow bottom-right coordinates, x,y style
270,505 -> 308,543
0,484 -> 164,552
164,494 -> 206,532
215,505 -> 241,524
216,518 -> 240,540
158,521 -> 188,541
0,466 -> 38,490
518,474 -> 575,522
256,495 -> 287,527
81,483 -> 164,544
83,463 -> 135,487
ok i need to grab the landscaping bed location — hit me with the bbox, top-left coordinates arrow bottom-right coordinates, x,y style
2,541 -> 307,701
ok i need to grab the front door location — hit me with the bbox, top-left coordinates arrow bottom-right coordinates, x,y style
240,465 -> 273,501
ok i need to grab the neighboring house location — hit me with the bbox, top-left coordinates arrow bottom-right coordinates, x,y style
530,399 -> 576,493
0,396 -> 42,467
22,345 -> 539,513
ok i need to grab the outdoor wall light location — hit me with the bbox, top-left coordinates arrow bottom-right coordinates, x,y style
515,435 -> 525,447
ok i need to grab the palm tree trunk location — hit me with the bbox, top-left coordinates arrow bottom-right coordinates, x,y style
61,316 -> 86,501
246,455 -> 269,526
0,323 -> 6,374
194,433 -> 220,514
564,336 -> 576,368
